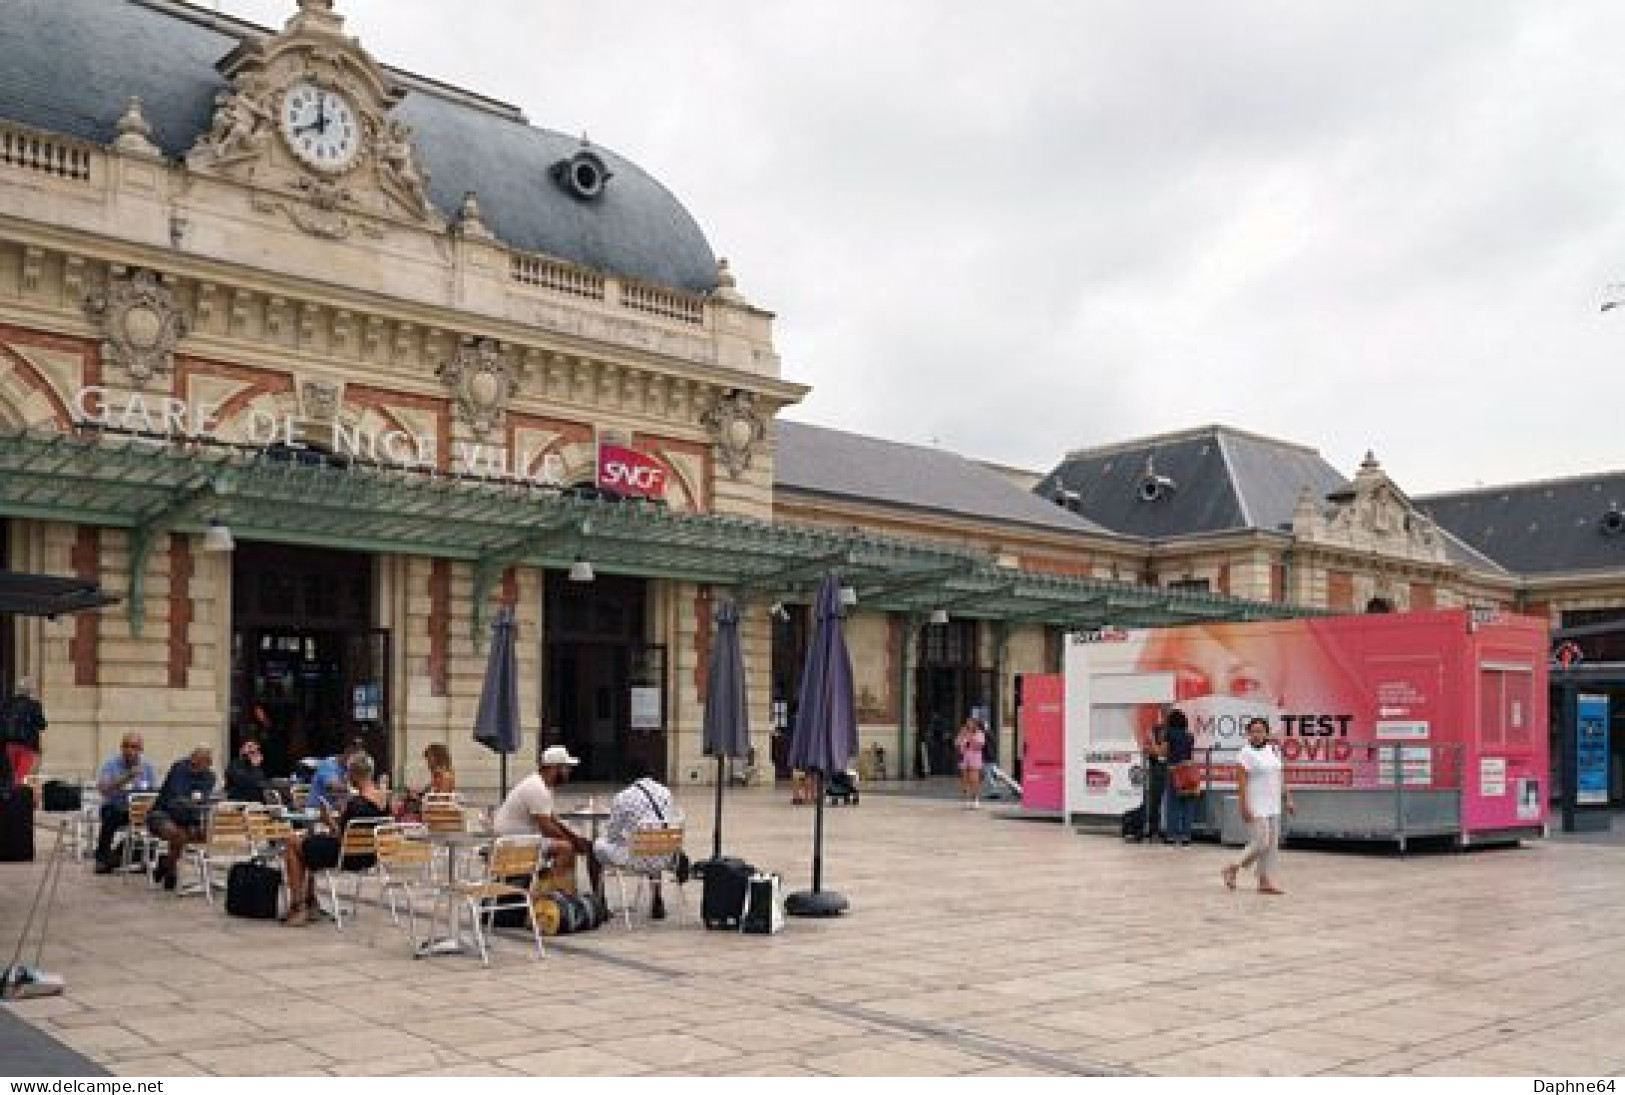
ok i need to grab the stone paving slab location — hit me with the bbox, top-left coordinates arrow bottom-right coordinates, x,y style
4,787 -> 1625,1076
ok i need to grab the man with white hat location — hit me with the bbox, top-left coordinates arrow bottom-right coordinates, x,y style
491,744 -> 597,892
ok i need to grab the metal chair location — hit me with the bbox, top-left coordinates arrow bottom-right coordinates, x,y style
439,833 -> 546,966
605,823 -> 688,930
188,802 -> 256,905
372,822 -> 442,945
316,816 -> 387,931
119,792 -> 161,883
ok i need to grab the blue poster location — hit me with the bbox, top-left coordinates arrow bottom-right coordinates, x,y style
1577,693 -> 1610,806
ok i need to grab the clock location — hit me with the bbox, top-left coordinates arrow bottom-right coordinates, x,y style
279,80 -> 361,173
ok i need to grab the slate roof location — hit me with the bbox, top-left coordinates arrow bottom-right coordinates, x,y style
775,420 -> 1119,538
1033,425 -> 1348,540
0,0 -> 718,293
1419,472 -> 1625,576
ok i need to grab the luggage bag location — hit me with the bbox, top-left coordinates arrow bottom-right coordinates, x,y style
225,861 -> 282,919
697,855 -> 754,930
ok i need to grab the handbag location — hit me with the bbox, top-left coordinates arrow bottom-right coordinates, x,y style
1170,762 -> 1203,797
740,872 -> 784,935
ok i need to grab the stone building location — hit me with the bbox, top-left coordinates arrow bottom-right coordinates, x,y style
0,0 -> 1297,789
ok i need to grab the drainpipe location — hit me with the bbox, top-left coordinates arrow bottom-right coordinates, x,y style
993,619 -> 1010,768
897,613 -> 918,783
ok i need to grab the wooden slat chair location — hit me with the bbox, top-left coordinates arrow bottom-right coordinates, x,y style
243,807 -> 295,863
442,834 -> 546,966
419,795 -> 470,880
188,802 -> 255,905
120,792 -> 162,883
372,822 -> 441,945
605,823 -> 689,930
317,816 -> 387,931
420,795 -> 466,833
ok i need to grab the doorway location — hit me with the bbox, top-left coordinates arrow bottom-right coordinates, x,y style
543,571 -> 661,783
913,619 -> 994,777
230,543 -> 387,778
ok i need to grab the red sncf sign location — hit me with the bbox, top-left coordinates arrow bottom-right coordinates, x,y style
596,443 -> 668,499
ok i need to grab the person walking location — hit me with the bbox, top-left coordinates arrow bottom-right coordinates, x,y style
1222,717 -> 1294,894
1161,709 -> 1197,846
955,716 -> 987,809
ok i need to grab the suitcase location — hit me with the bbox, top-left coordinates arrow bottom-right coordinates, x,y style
225,861 -> 282,919
698,855 -> 754,930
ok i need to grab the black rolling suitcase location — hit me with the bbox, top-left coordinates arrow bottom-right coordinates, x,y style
0,782 -> 35,862
697,856 -> 754,930
1120,804 -> 1146,842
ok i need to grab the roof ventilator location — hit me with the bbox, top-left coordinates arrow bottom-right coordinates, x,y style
1601,506 -> 1625,537
1137,455 -> 1175,503
552,139 -> 613,201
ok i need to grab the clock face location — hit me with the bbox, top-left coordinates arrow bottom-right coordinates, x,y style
279,81 -> 361,173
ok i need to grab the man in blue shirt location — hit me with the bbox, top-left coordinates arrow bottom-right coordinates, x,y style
148,745 -> 216,891
93,733 -> 156,873
307,738 -> 366,812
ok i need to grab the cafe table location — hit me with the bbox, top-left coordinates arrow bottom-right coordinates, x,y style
409,827 -> 495,958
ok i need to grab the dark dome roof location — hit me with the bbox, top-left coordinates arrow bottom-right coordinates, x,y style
0,0 -> 719,293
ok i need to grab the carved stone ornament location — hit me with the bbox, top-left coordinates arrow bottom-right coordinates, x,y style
375,119 -> 434,218
84,270 -> 190,390
438,338 -> 515,438
188,73 -> 277,169
300,378 -> 342,423
114,97 -> 162,158
701,389 -> 766,479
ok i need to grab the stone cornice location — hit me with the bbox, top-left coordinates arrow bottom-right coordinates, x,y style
0,234 -> 806,442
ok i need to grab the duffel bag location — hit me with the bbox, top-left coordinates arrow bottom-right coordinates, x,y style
225,861 -> 282,920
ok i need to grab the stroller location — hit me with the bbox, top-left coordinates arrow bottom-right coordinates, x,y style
825,768 -> 860,806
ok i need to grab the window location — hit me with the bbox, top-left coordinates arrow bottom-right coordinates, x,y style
920,619 -> 977,667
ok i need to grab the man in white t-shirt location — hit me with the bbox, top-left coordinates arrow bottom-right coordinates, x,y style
1221,717 -> 1295,895
492,744 -> 594,889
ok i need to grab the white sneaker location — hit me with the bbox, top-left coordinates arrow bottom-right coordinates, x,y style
971,798 -> 980,810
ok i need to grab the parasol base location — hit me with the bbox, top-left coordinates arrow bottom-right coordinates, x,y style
785,889 -> 849,917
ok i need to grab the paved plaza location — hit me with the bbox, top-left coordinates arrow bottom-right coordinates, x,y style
3,785 -> 1624,1077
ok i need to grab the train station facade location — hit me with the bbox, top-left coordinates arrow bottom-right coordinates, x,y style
2,1 -> 1621,800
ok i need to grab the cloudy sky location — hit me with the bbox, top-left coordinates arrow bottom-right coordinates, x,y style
218,1 -> 1625,493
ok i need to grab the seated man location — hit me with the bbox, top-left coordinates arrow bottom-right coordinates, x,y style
224,738 -> 269,802
147,744 -> 216,891
93,733 -> 156,873
491,745 -> 592,892
307,738 -> 366,812
594,764 -> 684,919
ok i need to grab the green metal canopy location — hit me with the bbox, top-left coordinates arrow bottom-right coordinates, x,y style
0,427 -> 1320,635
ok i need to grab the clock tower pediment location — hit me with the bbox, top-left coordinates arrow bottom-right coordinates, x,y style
185,0 -> 439,235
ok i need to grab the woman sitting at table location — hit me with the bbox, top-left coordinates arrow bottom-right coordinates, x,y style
282,753 -> 388,926
396,741 -> 456,819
